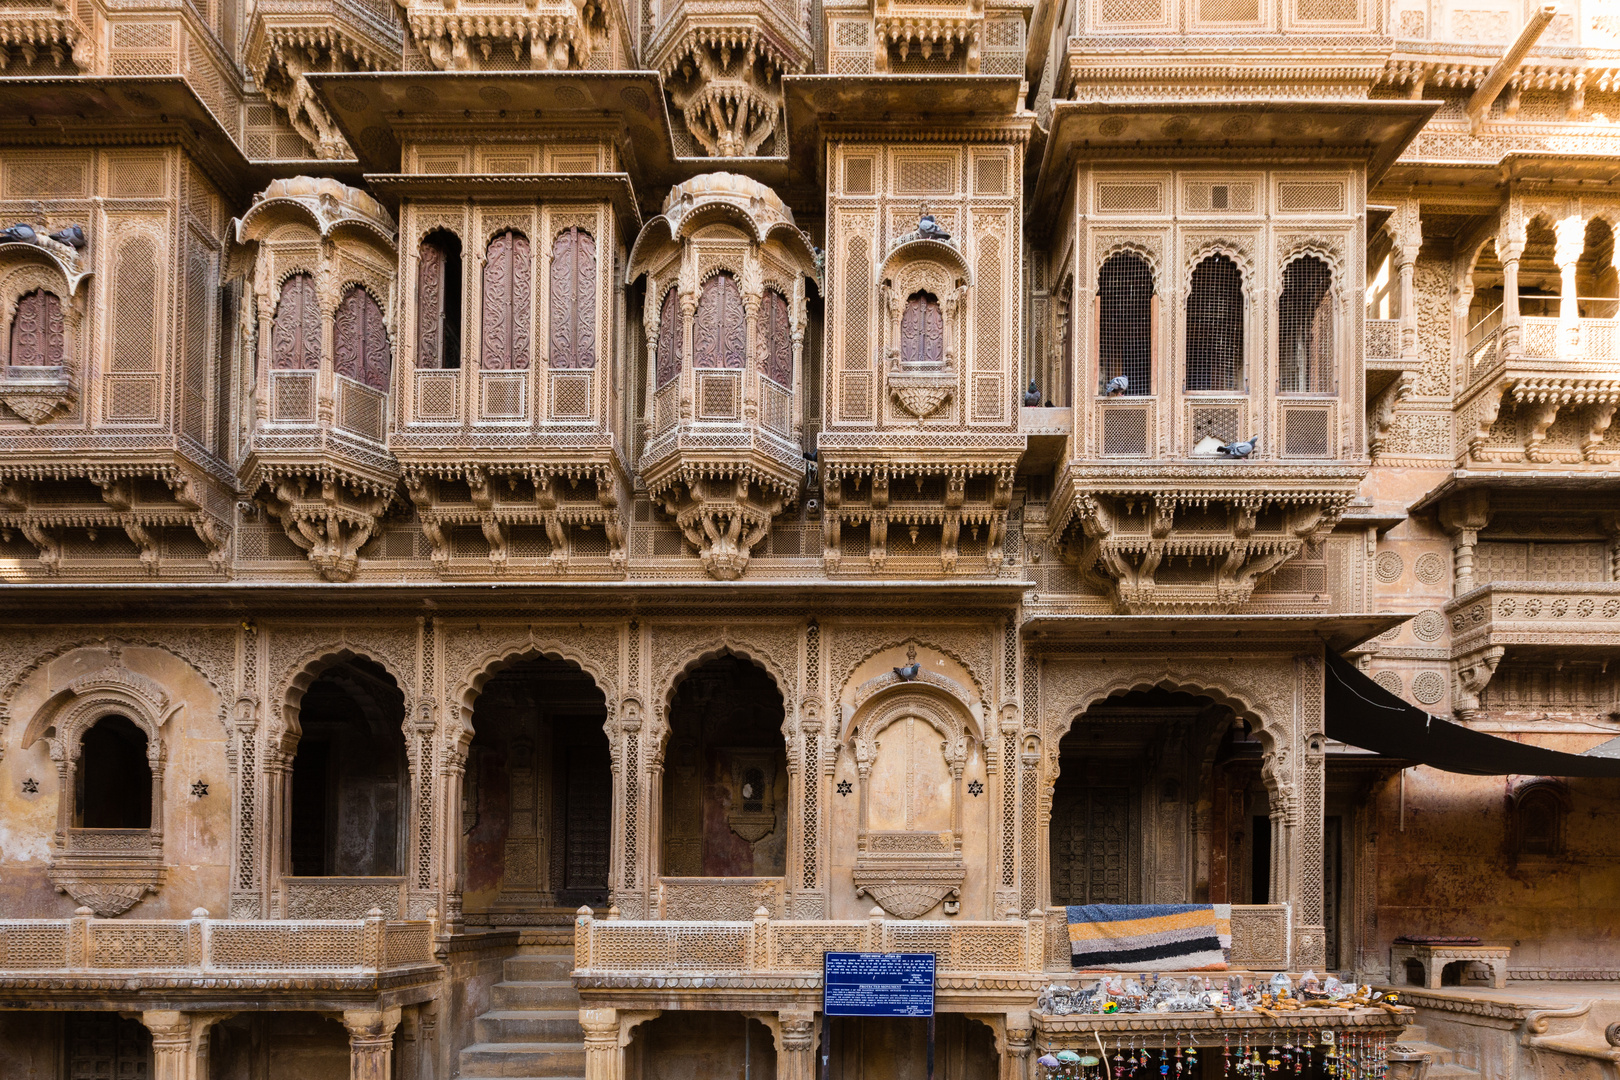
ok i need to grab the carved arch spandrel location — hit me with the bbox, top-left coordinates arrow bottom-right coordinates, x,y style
276,641 -> 417,748
449,638 -> 621,748
832,632 -> 991,707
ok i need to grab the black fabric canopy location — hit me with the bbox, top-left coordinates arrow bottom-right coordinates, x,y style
1325,649 -> 1620,777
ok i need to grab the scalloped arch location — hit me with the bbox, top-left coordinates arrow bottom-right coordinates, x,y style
880,237 -> 972,286
1096,241 -> 1160,285
845,680 -> 981,747
452,639 -> 618,740
836,635 -> 987,705
1048,669 -> 1278,756
278,643 -> 414,740
652,641 -> 794,761
1278,240 -> 1345,289
0,244 -> 89,302
1185,239 -> 1255,289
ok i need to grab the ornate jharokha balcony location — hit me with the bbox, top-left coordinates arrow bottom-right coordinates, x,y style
1457,311 -> 1620,467
0,909 -> 438,992
1448,581 -> 1620,716
571,903 -> 1297,990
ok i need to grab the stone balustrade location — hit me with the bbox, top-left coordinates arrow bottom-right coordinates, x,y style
0,907 -> 437,978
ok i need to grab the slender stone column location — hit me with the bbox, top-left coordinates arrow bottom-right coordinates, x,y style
1002,1020 -> 1033,1080
141,1011 -> 194,1080
342,1008 -> 402,1080
580,1007 -> 623,1080
778,1009 -> 819,1080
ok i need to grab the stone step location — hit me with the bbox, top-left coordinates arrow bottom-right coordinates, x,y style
457,1042 -> 588,1077
474,1010 -> 585,1044
1427,1064 -> 1481,1080
504,953 -> 576,982
491,981 -> 582,1010
1400,1040 -> 1460,1068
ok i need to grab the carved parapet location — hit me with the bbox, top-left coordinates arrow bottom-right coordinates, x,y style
244,0 -> 403,160
1048,463 -> 1363,613
1455,353 -> 1620,467
649,0 -> 812,157
1447,582 -> 1620,715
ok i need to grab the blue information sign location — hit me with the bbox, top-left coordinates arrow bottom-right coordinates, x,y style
822,952 -> 936,1017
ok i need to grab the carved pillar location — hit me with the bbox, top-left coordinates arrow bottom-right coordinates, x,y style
1286,655 -> 1328,970
1001,1018 -> 1033,1080
141,1012 -> 196,1080
777,1009 -> 819,1080
1498,240 -> 1524,357
580,1008 -> 623,1080
232,622 -> 264,917
254,281 -> 274,422
342,1008 -> 402,1080
1554,217 -> 1585,358
1395,241 -> 1422,362
615,700 -> 644,916
148,747 -> 166,850
1440,490 -> 1492,597
263,741 -> 295,914
441,741 -> 468,931
742,285 -> 761,422
678,291 -> 698,420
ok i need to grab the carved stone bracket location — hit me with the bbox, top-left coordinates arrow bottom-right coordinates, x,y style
1453,644 -> 1506,719
653,15 -> 811,157
257,467 -> 394,582
887,369 -> 957,421
854,862 -> 966,919
648,463 -> 796,580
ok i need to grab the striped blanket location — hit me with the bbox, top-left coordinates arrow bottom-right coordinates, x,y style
1065,903 -> 1232,971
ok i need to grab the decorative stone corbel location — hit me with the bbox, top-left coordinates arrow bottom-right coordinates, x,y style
1453,645 -> 1506,720
1439,489 -> 1492,596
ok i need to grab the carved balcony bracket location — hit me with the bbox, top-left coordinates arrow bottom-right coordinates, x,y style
0,365 -> 75,425
821,457 -> 1019,575
402,461 -> 629,575
1458,373 -> 1620,466
887,369 -> 956,422
1368,371 -> 1414,462
252,465 -> 394,582
0,465 -> 231,575
647,464 -> 794,580
402,0 -> 620,71
1049,468 -> 1361,614
0,0 -> 95,72
854,862 -> 966,919
1452,644 -> 1506,720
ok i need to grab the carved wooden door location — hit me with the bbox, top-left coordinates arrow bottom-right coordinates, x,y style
481,231 -> 531,370
333,287 -> 391,390
66,1013 -> 152,1079
1050,784 -> 1136,905
9,288 -> 64,366
760,289 -> 792,386
694,273 -> 745,368
271,273 -> 320,369
549,227 -> 596,368
554,724 -> 611,906
900,292 -> 944,366
417,240 -> 445,368
655,287 -> 682,387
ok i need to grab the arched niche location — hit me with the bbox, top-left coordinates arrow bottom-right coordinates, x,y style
845,684 -> 980,920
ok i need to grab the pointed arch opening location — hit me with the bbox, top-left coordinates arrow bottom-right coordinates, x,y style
481,230 -> 531,370
333,285 -> 391,391
8,287 -> 65,369
270,272 -> 321,370
1186,254 -> 1244,391
462,655 -> 612,917
549,226 -> 597,369
1278,256 -> 1335,394
694,272 -> 746,369
1097,251 -> 1153,395
417,229 -> 463,369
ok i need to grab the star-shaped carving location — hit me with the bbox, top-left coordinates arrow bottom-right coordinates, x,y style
836,779 -> 853,796
191,781 -> 209,798
21,777 -> 38,794
968,780 -> 983,797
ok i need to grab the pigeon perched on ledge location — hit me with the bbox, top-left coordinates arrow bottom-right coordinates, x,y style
1105,374 -> 1129,397
1022,380 -> 1042,406
917,212 -> 951,242
893,662 -> 920,681
0,223 -> 36,244
49,225 -> 86,250
1217,435 -> 1259,458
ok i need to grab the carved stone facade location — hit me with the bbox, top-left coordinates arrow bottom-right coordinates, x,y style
2,4 -> 1620,1078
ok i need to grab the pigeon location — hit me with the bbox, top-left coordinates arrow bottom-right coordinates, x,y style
1022,379 -> 1042,406
1105,374 -> 1129,396
0,223 -> 36,244
48,225 -> 86,249
917,212 -> 951,242
1217,435 -> 1259,458
803,449 -> 817,462
893,663 -> 920,681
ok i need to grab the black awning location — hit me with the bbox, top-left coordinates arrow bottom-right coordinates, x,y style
1325,649 -> 1620,777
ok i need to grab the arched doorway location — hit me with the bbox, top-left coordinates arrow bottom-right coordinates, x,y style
1049,687 -> 1267,907
77,715 -> 152,829
287,658 -> 407,877
463,656 -> 612,921
660,655 -> 787,878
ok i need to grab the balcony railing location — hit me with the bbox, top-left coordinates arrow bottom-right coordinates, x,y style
0,909 -> 437,976
1448,581 -> 1620,657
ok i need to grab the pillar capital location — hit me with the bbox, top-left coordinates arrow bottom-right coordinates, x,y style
343,1007 -> 402,1080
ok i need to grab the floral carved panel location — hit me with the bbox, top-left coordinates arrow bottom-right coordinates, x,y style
694,273 -> 745,369
416,241 -> 445,370
271,273 -> 320,370
482,231 -> 531,370
761,289 -> 792,387
655,287 -> 681,387
9,288 -> 64,366
549,227 -> 596,369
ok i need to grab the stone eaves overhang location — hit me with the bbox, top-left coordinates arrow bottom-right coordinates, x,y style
1022,612 -> 1411,654
0,76 -> 366,201
1029,98 -> 1439,231
1408,467 -> 1620,517
0,578 -> 1036,622
1379,150 -> 1620,192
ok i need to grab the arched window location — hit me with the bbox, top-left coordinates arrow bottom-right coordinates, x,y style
899,290 -> 944,366
271,272 -> 321,370
694,272 -> 745,368
77,716 -> 152,830
549,227 -> 596,369
759,289 -> 792,387
1515,786 -> 1564,857
333,286 -> 391,391
655,287 -> 681,387
481,230 -> 531,370
1279,257 -> 1335,394
9,287 -> 64,367
416,231 -> 462,369
1186,254 -> 1244,392
1098,252 -> 1152,395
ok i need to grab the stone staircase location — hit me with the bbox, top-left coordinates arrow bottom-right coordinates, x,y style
458,948 -> 586,1080
1395,1024 -> 1481,1080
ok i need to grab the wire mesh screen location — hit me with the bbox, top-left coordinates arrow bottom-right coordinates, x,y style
1278,256 -> 1334,393
1185,254 -> 1243,391
1098,252 -> 1153,395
